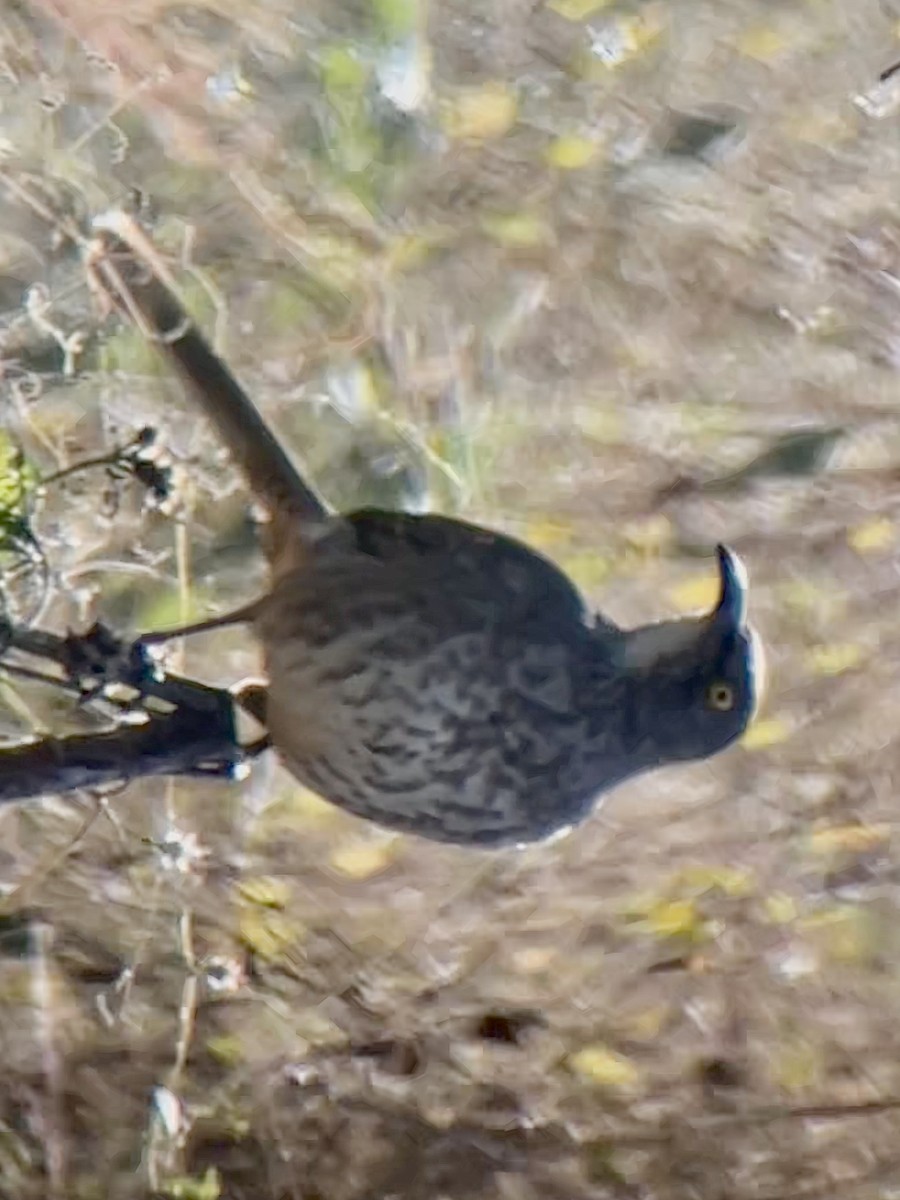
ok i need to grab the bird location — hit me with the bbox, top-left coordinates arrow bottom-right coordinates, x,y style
87,211 -> 762,848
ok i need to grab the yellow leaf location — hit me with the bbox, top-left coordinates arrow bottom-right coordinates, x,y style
559,550 -> 613,590
237,876 -> 291,909
669,572 -> 720,613
636,898 -> 705,941
848,517 -> 894,554
441,83 -> 517,140
248,784 -> 341,838
741,716 -> 790,750
781,110 -> 853,146
624,1004 -> 670,1040
547,0 -> 611,19
386,229 -> 451,271
622,515 -> 673,556
329,838 -> 400,879
522,518 -> 574,553
625,8 -> 666,54
300,233 -> 368,278
736,26 -> 787,61
809,824 -> 889,856
288,787 -> 342,824
386,234 -> 429,271
764,892 -> 798,924
238,910 -> 303,962
773,1040 -> 821,1092
481,212 -> 551,247
569,1044 -> 639,1087
321,44 -> 369,94
675,865 -> 755,898
510,946 -> 558,974
777,579 -> 831,617
294,1008 -> 348,1047
799,905 -> 877,966
802,306 -> 843,339
206,1035 -> 243,1067
545,134 -> 599,169
577,404 -> 623,442
805,642 -> 864,677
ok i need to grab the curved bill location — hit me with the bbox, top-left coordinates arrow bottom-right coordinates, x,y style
710,544 -> 748,629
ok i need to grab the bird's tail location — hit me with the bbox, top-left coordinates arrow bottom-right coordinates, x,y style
87,211 -> 329,568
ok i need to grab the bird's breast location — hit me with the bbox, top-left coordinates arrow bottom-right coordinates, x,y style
254,566 -> 608,844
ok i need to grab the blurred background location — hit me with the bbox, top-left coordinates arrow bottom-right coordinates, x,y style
2,0 -> 900,1196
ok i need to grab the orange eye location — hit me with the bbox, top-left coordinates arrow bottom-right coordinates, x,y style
707,682 -> 735,712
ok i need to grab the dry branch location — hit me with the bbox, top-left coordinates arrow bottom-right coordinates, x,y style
0,622 -> 249,801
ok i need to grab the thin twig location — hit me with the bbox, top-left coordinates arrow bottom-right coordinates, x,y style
30,920 -> 66,1199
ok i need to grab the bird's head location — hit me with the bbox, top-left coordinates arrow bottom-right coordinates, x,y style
618,546 -> 763,763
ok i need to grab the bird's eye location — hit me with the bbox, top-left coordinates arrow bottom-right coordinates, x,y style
706,682 -> 735,711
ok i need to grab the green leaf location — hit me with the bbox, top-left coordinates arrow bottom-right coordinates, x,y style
371,0 -> 421,37
320,44 -> 369,97
0,432 -> 37,515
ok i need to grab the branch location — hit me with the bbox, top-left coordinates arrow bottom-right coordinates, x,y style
0,621 -> 249,801
0,703 -> 242,803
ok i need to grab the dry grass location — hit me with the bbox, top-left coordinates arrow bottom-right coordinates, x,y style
3,0 -> 900,1196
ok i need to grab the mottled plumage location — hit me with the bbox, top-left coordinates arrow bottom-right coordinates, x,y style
90,213 -> 761,847
257,511 -> 757,844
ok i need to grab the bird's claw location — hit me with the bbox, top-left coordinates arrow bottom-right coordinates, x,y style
62,621 -> 159,700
